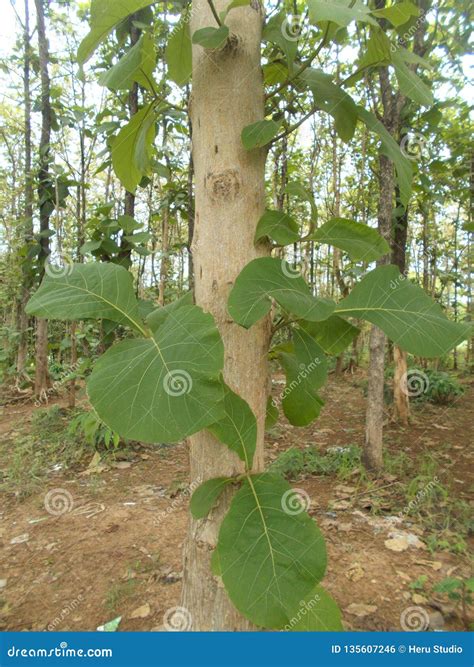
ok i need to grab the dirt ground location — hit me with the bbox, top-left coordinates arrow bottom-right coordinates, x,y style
0,370 -> 472,632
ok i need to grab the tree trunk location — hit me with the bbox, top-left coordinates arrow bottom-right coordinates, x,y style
391,185 -> 410,424
364,150 -> 393,471
16,0 -> 34,380
119,20 -> 140,267
67,321 -> 77,409
33,0 -> 52,398
158,207 -> 170,306
34,317 -> 49,399
181,0 -> 270,630
364,33 -> 399,470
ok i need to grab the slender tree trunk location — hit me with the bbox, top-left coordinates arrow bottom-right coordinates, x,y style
158,208 -> 170,306
33,0 -> 52,398
391,186 -> 410,424
364,150 -> 393,470
182,0 -> 270,630
119,20 -> 140,267
186,88 -> 195,289
16,0 -> 34,380
67,322 -> 77,409
158,123 -> 171,305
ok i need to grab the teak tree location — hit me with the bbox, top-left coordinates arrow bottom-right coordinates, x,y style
26,0 -> 471,630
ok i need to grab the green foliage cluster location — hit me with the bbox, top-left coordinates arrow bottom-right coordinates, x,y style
269,445 -> 361,480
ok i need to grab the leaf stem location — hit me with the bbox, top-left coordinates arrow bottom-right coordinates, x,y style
207,0 -> 223,26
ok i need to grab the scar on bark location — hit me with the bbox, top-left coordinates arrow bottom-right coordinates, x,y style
206,169 -> 241,202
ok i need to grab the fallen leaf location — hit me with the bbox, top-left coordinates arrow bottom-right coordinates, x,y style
10,533 -> 29,545
412,593 -> 428,604
345,603 -> 377,618
330,499 -> 352,510
130,603 -> 151,619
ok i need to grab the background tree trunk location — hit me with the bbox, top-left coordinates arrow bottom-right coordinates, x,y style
181,0 -> 270,630
391,186 -> 410,424
364,147 -> 393,470
33,0 -> 52,398
16,0 -> 34,381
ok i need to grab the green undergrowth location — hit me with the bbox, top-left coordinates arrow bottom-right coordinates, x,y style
0,404 -> 127,498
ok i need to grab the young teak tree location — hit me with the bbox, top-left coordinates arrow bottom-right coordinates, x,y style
26,0 -> 471,631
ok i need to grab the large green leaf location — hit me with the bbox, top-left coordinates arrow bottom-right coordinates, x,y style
26,262 -> 144,333
277,329 -> 327,426
356,27 -> 392,72
78,0 -> 155,64
372,1 -> 419,27
228,257 -> 335,328
262,13 -> 298,72
255,209 -> 300,245
190,477 -> 234,519
111,103 -> 156,193
284,585 -> 343,631
208,385 -> 257,468
146,291 -> 193,331
299,69 -> 358,142
312,217 -> 390,262
265,396 -> 279,430
357,106 -> 412,207
165,15 -> 192,86
99,33 -> 156,91
279,351 -> 324,425
216,473 -> 327,628
336,265 -> 471,357
241,120 -> 281,150
308,0 -> 376,27
192,25 -> 229,49
392,51 -> 433,107
87,305 -> 225,442
301,315 -> 359,355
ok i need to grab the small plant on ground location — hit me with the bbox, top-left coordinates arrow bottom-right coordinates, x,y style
432,576 -> 474,629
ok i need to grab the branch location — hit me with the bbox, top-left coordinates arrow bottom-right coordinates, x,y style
269,103 -> 322,145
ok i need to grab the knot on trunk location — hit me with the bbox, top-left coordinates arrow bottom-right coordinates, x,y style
206,168 -> 241,202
